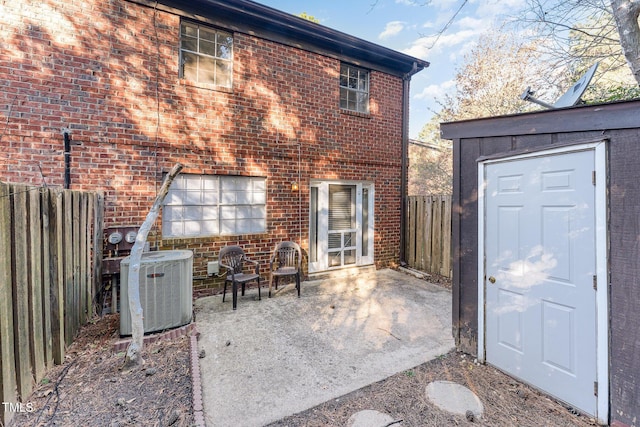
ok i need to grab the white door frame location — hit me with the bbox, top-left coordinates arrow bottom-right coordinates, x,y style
477,141 -> 608,423
309,180 -> 375,273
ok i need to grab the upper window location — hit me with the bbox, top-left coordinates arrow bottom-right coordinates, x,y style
340,63 -> 369,113
162,175 -> 266,238
180,21 -> 233,88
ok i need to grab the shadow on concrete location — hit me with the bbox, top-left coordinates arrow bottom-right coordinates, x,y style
194,268 -> 454,427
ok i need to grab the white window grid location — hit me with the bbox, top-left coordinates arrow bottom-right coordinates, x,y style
339,64 -> 370,113
180,21 -> 233,87
163,175 -> 266,238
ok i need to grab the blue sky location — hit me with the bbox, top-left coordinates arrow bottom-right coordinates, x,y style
255,0 -> 526,138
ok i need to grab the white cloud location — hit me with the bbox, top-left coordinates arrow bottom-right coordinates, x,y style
378,21 -> 406,40
395,0 -> 415,5
402,28 -> 477,58
414,79 -> 456,100
456,16 -> 487,31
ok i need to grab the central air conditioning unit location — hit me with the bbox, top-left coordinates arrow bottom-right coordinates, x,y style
120,250 -> 193,336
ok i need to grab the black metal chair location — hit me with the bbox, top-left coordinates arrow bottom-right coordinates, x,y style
268,241 -> 302,298
218,246 -> 261,310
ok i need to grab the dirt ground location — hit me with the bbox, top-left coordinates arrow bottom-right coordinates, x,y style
8,276 -> 598,427
8,315 -> 194,427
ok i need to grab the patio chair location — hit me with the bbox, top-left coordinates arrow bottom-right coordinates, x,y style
268,241 -> 302,298
218,245 -> 261,310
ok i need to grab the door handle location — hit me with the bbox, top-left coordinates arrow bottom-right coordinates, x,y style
488,276 -> 496,284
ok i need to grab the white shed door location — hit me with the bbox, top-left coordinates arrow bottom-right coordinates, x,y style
484,150 -> 597,415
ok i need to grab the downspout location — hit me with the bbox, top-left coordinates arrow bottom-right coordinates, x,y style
399,62 -> 420,266
62,128 -> 71,189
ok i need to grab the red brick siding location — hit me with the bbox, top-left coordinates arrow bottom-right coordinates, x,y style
0,0 -> 404,289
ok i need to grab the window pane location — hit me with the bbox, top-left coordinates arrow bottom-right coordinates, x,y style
202,206 -> 218,220
328,233 -> 341,249
217,34 -> 233,59
181,37 -> 197,53
221,219 -> 236,235
201,220 -> 218,235
163,206 -> 182,221
236,206 -> 252,219
184,221 -> 201,236
164,191 -> 184,205
329,185 -> 355,230
252,190 -> 266,204
251,219 -> 265,233
220,206 -> 236,219
221,192 -> 236,204
182,52 -> 198,81
199,27 -> 217,43
236,191 -> 251,204
357,92 -> 369,113
184,191 -> 201,205
181,23 -> 197,37
203,177 -> 218,190
200,39 -> 217,56
202,191 -> 219,205
222,178 -> 237,190
166,221 -> 183,237
199,56 -> 216,84
328,251 -> 342,267
183,207 -> 201,221
344,250 -> 356,265
252,205 -> 265,218
345,232 -> 356,248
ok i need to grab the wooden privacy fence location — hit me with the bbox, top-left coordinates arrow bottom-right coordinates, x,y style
405,195 -> 452,278
0,182 -> 103,420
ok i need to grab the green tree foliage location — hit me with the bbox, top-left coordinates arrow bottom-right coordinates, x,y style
297,12 -> 320,24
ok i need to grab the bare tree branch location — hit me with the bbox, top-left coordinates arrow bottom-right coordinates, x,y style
124,162 -> 183,369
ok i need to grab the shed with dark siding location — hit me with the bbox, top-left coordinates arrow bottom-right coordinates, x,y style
441,99 -> 640,427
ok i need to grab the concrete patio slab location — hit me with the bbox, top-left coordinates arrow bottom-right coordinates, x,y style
194,268 -> 454,427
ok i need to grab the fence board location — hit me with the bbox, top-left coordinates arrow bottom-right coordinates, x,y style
93,193 -> 104,315
79,193 -> 88,325
51,190 -> 65,364
441,196 -> 452,277
12,185 -> 33,400
415,196 -> 425,271
64,191 -> 74,345
406,198 -> 416,267
405,195 -> 452,279
29,189 -> 46,382
41,189 -> 53,369
0,184 -> 102,410
0,183 -> 17,425
424,196 -> 433,272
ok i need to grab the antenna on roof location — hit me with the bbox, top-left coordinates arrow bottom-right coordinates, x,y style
521,62 -> 599,109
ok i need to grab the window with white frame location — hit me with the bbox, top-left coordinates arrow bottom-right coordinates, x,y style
162,175 -> 266,238
180,20 -> 233,87
339,63 -> 369,113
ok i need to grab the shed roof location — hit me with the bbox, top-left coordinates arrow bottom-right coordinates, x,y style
130,0 -> 429,78
440,99 -> 640,140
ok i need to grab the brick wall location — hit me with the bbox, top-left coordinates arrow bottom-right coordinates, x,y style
0,0 -> 405,292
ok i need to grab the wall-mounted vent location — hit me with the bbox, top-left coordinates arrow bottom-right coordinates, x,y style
120,250 -> 193,336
